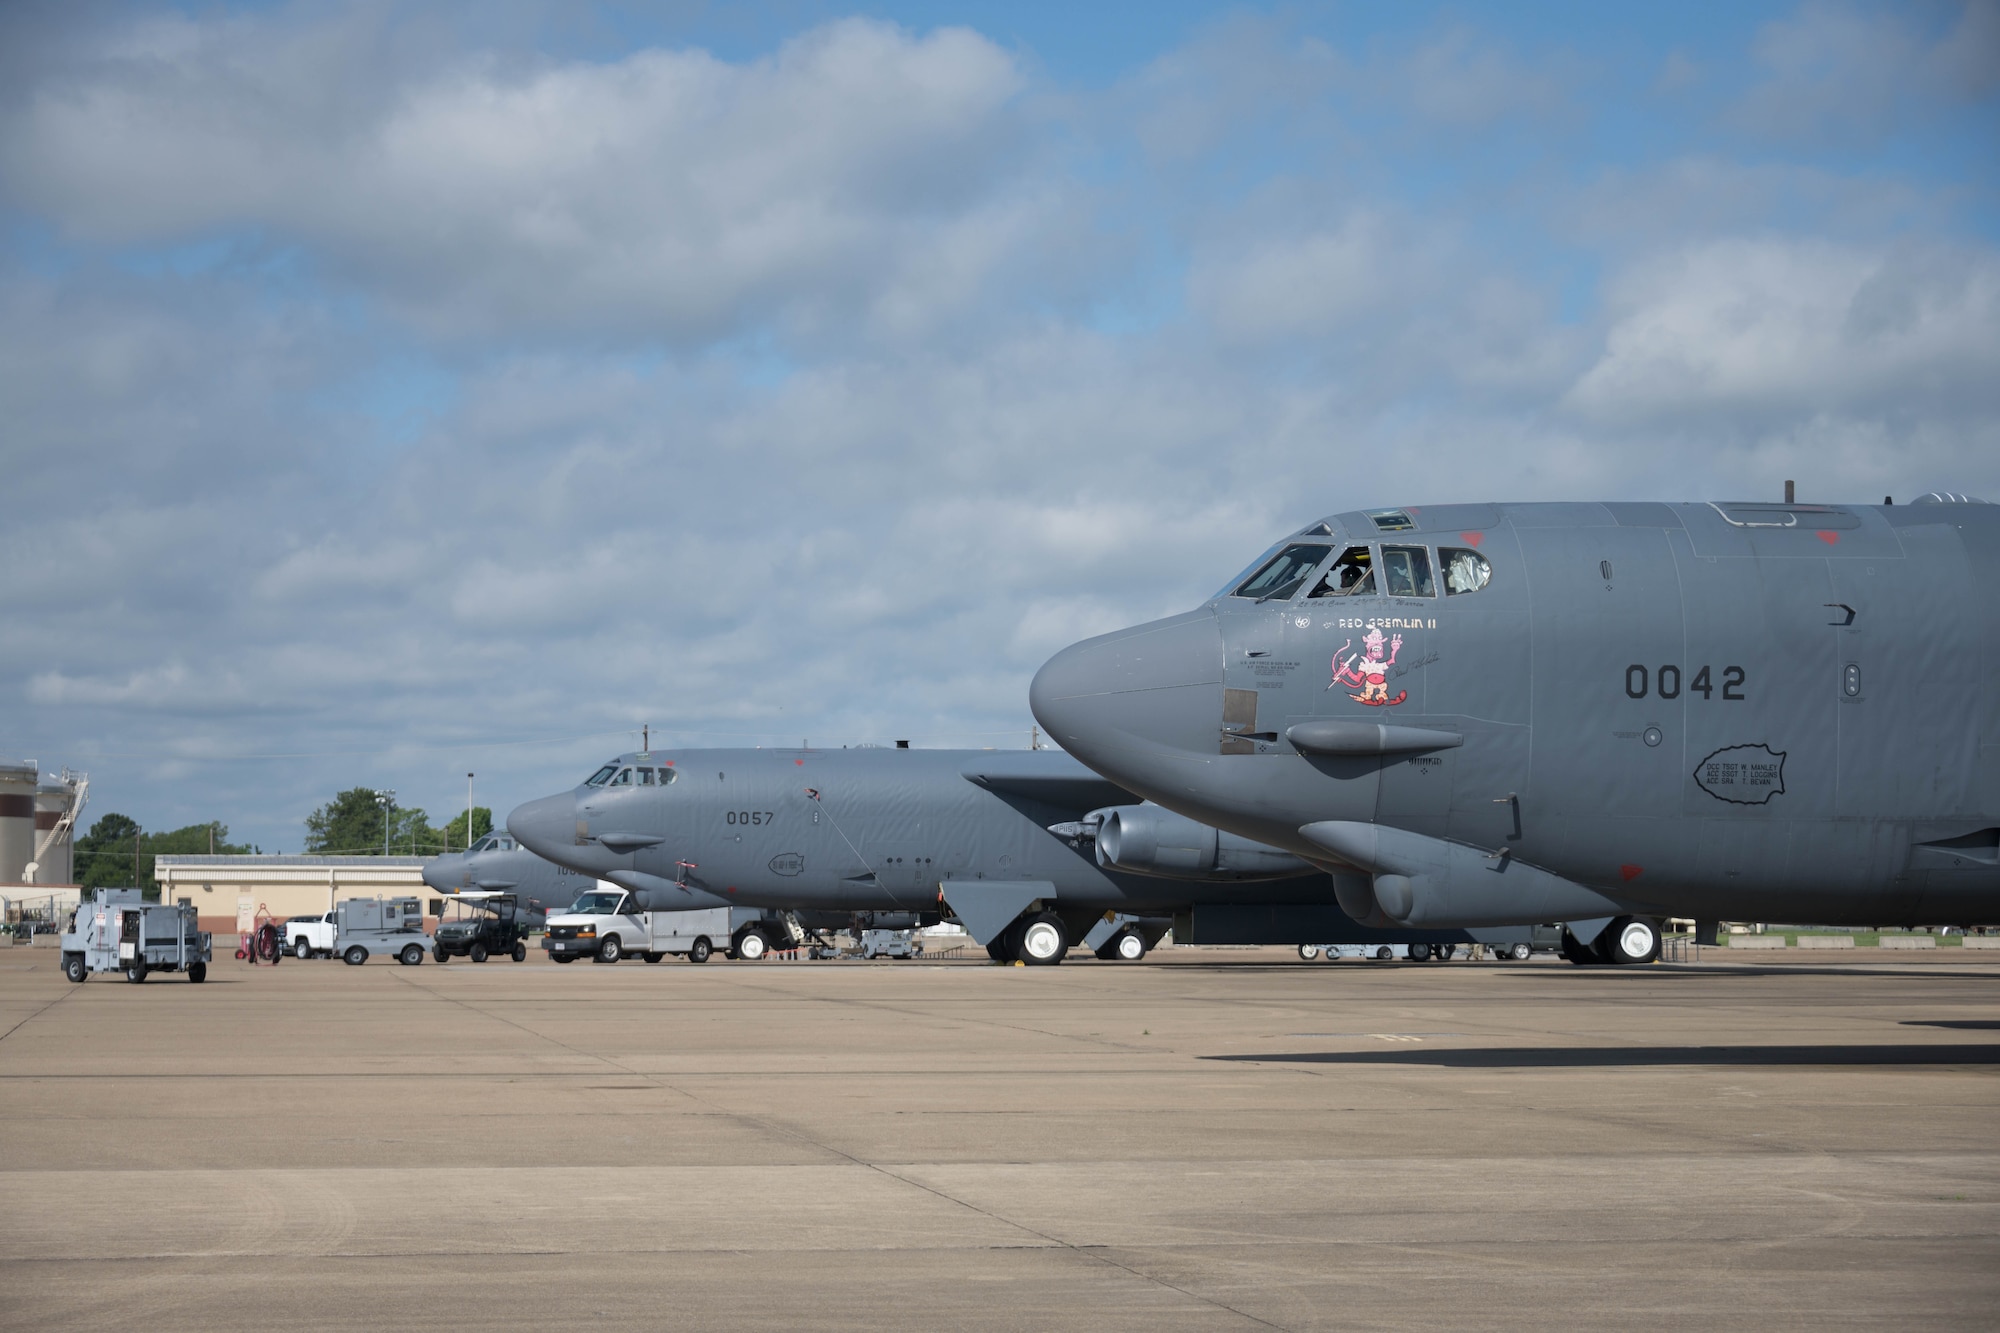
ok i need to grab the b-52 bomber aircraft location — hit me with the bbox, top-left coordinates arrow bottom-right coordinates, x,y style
1030,495 -> 2000,964
506,746 -> 1540,963
423,830 -> 591,924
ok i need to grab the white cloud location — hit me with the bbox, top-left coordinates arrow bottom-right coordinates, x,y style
1564,238 -> 2000,423
2,16 -> 1038,342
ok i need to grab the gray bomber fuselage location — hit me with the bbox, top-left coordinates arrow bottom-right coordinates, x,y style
1030,498 -> 2000,928
507,747 -> 1340,916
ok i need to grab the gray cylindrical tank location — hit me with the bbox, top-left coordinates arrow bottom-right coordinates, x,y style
34,780 -> 79,884
0,761 -> 38,884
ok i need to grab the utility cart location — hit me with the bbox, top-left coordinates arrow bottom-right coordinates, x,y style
432,891 -> 535,963
332,896 -> 434,966
61,889 -> 211,984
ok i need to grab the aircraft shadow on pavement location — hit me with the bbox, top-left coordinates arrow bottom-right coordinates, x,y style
1902,1020 -> 2000,1030
1206,1044 -> 2000,1068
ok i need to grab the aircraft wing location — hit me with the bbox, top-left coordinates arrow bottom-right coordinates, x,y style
962,767 -> 1139,816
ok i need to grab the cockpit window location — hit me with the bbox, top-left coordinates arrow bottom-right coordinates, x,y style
469,836 -> 492,852
1382,546 -> 1435,597
638,768 -> 655,786
1233,543 -> 1333,601
609,768 -> 633,786
585,764 -> 618,787
1309,546 -> 1376,598
1368,509 -> 1415,532
1442,548 -> 1492,595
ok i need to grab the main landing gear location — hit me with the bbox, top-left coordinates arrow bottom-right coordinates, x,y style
1562,917 -> 1663,966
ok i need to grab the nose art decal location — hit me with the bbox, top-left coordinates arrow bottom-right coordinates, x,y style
1332,627 -> 1408,707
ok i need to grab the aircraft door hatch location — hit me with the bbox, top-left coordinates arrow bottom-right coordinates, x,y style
1221,688 -> 1258,755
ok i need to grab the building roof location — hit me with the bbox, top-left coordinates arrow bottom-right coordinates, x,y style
154,855 -> 429,868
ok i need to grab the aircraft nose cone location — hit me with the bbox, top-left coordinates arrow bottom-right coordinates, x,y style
507,793 -> 573,861
420,855 -> 462,894
1030,609 -> 1225,767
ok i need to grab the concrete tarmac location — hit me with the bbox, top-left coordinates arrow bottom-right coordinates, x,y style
2,946 -> 1996,1330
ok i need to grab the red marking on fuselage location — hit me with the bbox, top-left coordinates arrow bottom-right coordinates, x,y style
1619,864 -> 1644,881
1817,530 -> 1839,545
795,759 -> 804,766
1460,531 -> 1483,547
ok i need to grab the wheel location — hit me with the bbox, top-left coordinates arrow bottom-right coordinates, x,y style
469,943 -> 488,964
125,959 -> 147,983
344,946 -> 367,966
294,939 -> 313,959
1297,944 -> 1321,961
400,944 -> 423,966
187,961 -> 207,984
513,943 -> 528,962
1509,942 -> 1532,961
1603,916 -> 1662,965
644,952 -> 664,964
1374,945 -> 1393,960
63,954 -> 87,984
734,929 -> 768,962
1115,931 -> 1146,961
1019,912 -> 1067,965
1408,942 -> 1432,962
1436,944 -> 1457,961
689,937 -> 712,964
598,935 -> 623,964
985,938 -> 1010,963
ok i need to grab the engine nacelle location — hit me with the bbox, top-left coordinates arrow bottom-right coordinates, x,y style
1330,870 -> 1398,929
1093,805 -> 1314,881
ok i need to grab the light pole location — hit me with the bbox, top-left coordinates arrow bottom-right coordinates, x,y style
374,789 -> 395,857
466,773 -> 475,851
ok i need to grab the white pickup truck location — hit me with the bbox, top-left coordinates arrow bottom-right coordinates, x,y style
286,913 -> 336,959
541,888 -> 791,964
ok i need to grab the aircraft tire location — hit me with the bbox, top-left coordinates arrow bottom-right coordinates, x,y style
734,929 -> 769,962
985,938 -> 1010,963
689,937 -> 712,964
1019,912 -> 1067,966
1603,917 -> 1662,965
64,954 -> 86,984
187,961 -> 206,984
1114,930 -> 1147,961
1408,942 -> 1432,962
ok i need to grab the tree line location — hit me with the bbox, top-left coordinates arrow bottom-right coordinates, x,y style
68,792 -> 495,890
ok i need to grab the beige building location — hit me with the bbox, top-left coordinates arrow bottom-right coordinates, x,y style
154,855 -> 439,937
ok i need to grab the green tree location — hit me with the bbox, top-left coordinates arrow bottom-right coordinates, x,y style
440,807 -> 493,853
74,813 -> 142,889
304,789 -> 442,855
72,816 -> 254,892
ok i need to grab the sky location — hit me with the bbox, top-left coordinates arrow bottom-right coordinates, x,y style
2,0 -> 1996,853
